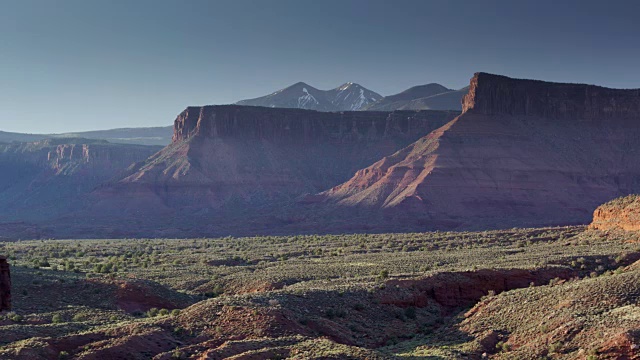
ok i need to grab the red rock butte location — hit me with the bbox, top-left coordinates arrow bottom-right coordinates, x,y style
320,72 -> 640,230
16,72 -> 640,238
86,107 -> 460,235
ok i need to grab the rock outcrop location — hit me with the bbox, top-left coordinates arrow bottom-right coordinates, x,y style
0,256 -> 10,311
320,73 -> 640,230
379,267 -> 576,310
590,195 -> 640,231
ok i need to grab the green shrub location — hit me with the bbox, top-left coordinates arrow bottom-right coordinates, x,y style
379,269 -> 389,279
548,341 -> 562,353
404,306 -> 416,320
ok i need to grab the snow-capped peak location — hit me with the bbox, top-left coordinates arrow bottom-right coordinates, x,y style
235,81 -> 382,111
338,82 -> 356,91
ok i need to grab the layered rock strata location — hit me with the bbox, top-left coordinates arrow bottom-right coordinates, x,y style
321,73 -> 640,229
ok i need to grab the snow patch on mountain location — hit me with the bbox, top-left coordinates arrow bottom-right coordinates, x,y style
298,88 -> 320,108
235,81 -> 382,111
331,83 -> 382,110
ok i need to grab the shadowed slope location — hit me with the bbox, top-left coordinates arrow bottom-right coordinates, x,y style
0,139 -> 161,223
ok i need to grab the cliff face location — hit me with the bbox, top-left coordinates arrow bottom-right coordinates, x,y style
86,106 -> 459,233
0,256 -> 10,311
590,195 -> 640,231
172,105 -> 458,143
0,140 -> 161,222
11,73 -> 640,238
462,72 -> 640,120
0,139 -> 160,174
45,141 -> 160,175
321,73 -> 640,230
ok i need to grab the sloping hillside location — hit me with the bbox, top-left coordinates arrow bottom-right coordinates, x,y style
364,83 -> 464,111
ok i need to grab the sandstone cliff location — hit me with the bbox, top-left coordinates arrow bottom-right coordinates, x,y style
320,73 -> 640,230
0,256 -> 10,311
0,139 -> 161,222
11,73 -> 640,238
462,72 -> 640,120
88,106 -> 459,226
590,195 -> 640,231
172,105 -> 458,143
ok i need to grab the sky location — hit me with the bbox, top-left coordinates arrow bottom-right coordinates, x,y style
1,0 -> 639,134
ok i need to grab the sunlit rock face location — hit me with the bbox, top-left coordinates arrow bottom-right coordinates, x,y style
590,195 -> 640,231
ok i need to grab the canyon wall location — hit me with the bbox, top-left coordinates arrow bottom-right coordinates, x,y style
462,72 -> 640,120
81,106 -> 460,237
113,106 -> 459,199
0,139 -> 161,174
0,140 -> 162,223
321,73 -> 640,231
9,73 -> 640,237
172,105 -> 459,143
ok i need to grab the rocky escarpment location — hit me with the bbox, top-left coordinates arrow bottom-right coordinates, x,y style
113,106 -> 458,203
0,139 -> 162,223
81,106 -> 459,237
172,105 -> 458,143
0,256 -> 10,311
320,73 -> 640,230
13,73 -> 640,238
590,195 -> 640,231
462,72 -> 640,120
0,139 -> 161,174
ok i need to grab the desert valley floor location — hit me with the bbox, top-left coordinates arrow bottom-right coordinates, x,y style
2,207 -> 640,359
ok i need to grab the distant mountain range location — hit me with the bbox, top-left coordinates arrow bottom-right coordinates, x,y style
236,82 -> 383,111
0,81 -> 464,147
0,126 -> 173,146
363,84 -> 469,111
236,82 -> 466,112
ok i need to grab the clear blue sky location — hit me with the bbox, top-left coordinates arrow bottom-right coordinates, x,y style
1,0 -> 639,133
